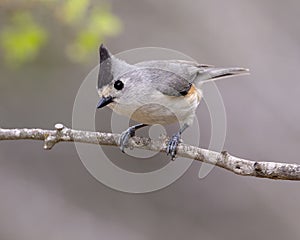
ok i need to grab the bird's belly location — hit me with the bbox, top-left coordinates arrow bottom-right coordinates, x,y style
130,104 -> 179,125
110,94 -> 200,125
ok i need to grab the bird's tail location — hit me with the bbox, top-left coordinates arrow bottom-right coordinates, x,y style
196,67 -> 249,86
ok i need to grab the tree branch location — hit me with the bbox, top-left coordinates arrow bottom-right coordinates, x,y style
1,123 -> 299,181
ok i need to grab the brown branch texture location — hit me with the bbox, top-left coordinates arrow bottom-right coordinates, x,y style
0,124 -> 300,181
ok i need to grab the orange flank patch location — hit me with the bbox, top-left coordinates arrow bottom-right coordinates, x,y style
186,84 -> 201,103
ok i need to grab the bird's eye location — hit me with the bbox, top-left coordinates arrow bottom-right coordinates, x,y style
114,80 -> 124,90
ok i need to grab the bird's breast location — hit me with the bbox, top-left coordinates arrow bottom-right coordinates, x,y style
109,84 -> 202,125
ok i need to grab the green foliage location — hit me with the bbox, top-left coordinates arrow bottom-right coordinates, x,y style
59,0 -> 89,24
0,12 -> 47,67
0,0 -> 121,68
66,7 -> 121,62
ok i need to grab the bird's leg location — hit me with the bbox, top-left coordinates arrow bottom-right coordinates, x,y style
166,123 -> 189,160
119,123 -> 148,152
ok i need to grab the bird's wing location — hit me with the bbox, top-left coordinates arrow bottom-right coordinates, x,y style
136,60 -> 249,87
135,59 -> 213,68
135,60 -> 212,83
135,67 -> 192,97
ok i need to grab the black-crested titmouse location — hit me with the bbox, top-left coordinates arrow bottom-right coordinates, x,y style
96,44 -> 248,160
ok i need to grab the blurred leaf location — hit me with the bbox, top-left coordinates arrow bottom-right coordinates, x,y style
66,7 -> 121,63
58,0 -> 89,25
66,30 -> 101,62
0,1 -> 122,67
0,11 -> 47,67
89,7 -> 122,36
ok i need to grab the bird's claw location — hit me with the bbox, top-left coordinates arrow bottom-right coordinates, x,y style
118,126 -> 136,152
166,133 -> 182,160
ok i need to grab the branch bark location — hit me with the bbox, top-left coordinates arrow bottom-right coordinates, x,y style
1,123 -> 299,181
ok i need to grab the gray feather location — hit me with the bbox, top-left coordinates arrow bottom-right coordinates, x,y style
98,46 -> 249,94
149,68 -> 192,96
98,44 -> 135,90
119,68 -> 192,97
136,60 -> 248,84
195,67 -> 249,86
135,60 -> 208,84
98,45 -> 113,89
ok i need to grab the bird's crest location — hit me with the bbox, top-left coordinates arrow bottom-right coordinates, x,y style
98,44 -> 114,89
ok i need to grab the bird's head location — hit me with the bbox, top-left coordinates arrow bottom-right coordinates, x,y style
96,44 -> 132,109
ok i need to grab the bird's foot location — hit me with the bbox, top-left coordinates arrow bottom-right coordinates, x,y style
118,124 -> 147,152
118,126 -> 137,152
166,132 -> 182,160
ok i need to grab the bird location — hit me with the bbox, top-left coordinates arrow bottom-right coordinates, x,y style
96,44 -> 249,160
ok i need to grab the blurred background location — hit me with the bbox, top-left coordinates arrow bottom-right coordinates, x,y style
1,0 -> 300,239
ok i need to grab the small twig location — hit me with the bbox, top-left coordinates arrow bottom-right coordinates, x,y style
0,124 -> 300,181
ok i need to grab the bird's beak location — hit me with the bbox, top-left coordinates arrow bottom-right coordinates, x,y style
97,96 -> 113,108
